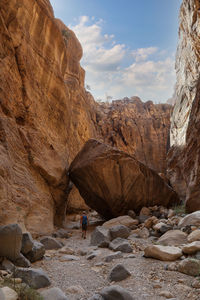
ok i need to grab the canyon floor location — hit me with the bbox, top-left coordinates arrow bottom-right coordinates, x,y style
34,216 -> 200,300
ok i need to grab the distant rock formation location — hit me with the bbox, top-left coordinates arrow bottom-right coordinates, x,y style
69,139 -> 179,219
167,0 -> 200,211
96,97 -> 172,173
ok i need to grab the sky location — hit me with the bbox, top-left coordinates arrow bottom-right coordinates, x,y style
50,0 -> 182,103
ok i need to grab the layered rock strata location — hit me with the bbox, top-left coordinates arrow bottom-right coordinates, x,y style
69,139 -> 179,219
0,0 -> 96,233
168,0 -> 200,211
96,97 -> 172,174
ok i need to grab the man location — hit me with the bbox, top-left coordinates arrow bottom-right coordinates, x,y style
80,211 -> 88,239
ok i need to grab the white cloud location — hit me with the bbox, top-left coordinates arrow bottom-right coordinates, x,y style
132,47 -> 158,62
69,16 -> 176,103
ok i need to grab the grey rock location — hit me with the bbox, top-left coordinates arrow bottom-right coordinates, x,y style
60,255 -> 80,261
41,287 -> 69,300
21,232 -> 34,255
90,226 -> 110,248
88,295 -> 104,300
52,229 -> 70,239
138,215 -> 149,224
15,267 -> 51,289
15,253 -> 31,268
109,264 -> 131,282
109,225 -> 130,241
194,251 -> 200,259
0,224 -> 22,261
100,285 -> 134,300
0,288 -> 5,300
104,251 -> 123,262
87,250 -> 101,260
109,238 -> 132,253
40,236 -> 62,250
159,224 -> 173,234
25,241 -> 45,262
178,258 -> 200,276
1,259 -> 15,272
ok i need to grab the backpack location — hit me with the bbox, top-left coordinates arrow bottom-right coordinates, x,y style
82,215 -> 87,225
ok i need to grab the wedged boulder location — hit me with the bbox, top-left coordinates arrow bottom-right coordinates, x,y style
103,216 -> 138,229
25,241 -> 45,262
40,236 -> 63,250
182,241 -> 200,254
69,140 -> 179,218
158,230 -> 187,246
109,225 -> 130,240
21,232 -> 34,255
15,267 -> 51,289
178,211 -> 200,227
109,238 -> 132,253
0,224 -> 22,261
90,226 -> 110,248
144,245 -> 182,261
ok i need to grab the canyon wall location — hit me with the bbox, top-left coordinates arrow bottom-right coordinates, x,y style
168,0 -> 200,211
0,0 -> 97,234
0,0 -> 173,233
96,97 -> 171,174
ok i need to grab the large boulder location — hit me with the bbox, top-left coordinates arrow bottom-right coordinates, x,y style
177,258 -> 200,276
69,140 -> 179,218
109,225 -> 130,240
178,211 -> 200,227
109,238 -> 132,253
158,230 -> 187,246
144,245 -> 182,261
40,236 -> 63,250
0,224 -> 22,261
21,232 -> 34,255
25,241 -> 45,262
100,285 -> 134,300
15,267 -> 51,289
90,226 -> 110,248
103,216 -> 138,229
41,287 -> 69,300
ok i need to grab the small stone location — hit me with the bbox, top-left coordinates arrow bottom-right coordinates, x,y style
187,230 -> 200,243
159,290 -> 174,298
59,255 -> 80,262
100,285 -> 134,300
109,264 -> 131,282
59,246 -> 74,255
167,262 -> 178,271
140,207 -> 151,216
153,284 -> 162,289
192,278 -> 200,289
86,250 -> 101,260
182,241 -> 200,254
137,227 -> 149,239
128,210 -> 136,219
66,285 -> 85,294
104,251 -> 123,262
144,216 -> 158,229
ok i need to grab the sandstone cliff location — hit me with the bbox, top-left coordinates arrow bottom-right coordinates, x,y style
96,97 -> 171,174
0,0 -> 97,234
168,0 -> 200,211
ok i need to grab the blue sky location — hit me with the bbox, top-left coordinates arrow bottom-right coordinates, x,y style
50,0 -> 182,103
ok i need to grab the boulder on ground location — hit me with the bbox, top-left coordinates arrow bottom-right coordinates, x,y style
178,211 -> 200,228
177,258 -> 200,276
109,225 -> 130,240
15,267 -> 51,289
158,230 -> 187,246
69,139 -> 179,219
104,251 -> 123,262
52,229 -> 69,239
41,287 -> 69,300
90,226 -> 110,248
103,216 -> 138,229
40,236 -> 63,250
21,232 -> 34,255
109,264 -> 131,282
0,224 -> 22,261
144,245 -> 182,261
100,285 -> 134,300
0,288 -> 5,300
25,241 -> 45,262
182,241 -> 200,254
1,286 -> 18,300
109,238 -> 132,253
187,229 -> 200,242
14,253 -> 31,268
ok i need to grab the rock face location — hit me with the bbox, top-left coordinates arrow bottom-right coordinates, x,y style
0,0 -> 97,233
69,139 -> 179,218
96,97 -> 172,174
167,0 -> 200,211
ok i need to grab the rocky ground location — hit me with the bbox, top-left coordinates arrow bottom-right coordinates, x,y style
33,211 -> 200,300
